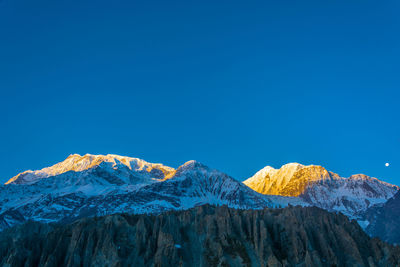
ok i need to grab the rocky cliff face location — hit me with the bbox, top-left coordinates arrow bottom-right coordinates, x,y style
244,163 -> 399,217
365,190 -> 400,244
0,205 -> 398,267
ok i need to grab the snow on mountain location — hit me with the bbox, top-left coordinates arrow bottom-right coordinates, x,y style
0,155 -> 303,231
244,163 -> 306,196
5,153 -> 175,185
0,154 -> 177,215
244,163 -> 399,217
2,155 -> 396,232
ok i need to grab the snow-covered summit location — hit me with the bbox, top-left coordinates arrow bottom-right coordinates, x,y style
1,155 -> 398,233
243,163 -> 330,196
5,154 -> 175,185
174,160 -> 209,176
0,154 -> 302,231
244,163 -> 399,217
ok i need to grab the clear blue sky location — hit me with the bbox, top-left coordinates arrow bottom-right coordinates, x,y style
1,0 -> 399,184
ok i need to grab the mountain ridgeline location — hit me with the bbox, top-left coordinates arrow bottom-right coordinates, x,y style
244,163 -> 399,218
0,154 -> 399,245
1,205 -> 399,267
0,154 -> 299,232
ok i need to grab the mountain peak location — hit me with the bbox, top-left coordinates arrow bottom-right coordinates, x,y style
244,163 -> 356,197
281,162 -> 305,169
243,163 -> 305,196
243,162 -> 399,217
175,160 -> 209,174
182,160 -> 205,168
348,174 -> 379,181
5,154 -> 175,185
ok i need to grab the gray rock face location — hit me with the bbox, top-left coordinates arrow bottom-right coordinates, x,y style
0,205 -> 398,267
365,190 -> 400,244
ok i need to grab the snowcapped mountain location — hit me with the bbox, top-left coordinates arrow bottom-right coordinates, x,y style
6,153 -> 175,187
0,154 -> 302,230
2,155 -> 397,233
244,163 -> 399,217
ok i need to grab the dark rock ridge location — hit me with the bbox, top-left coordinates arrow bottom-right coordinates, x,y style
365,190 -> 400,244
0,205 -> 398,267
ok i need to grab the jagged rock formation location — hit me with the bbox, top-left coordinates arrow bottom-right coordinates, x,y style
244,163 -> 398,217
0,205 -> 398,267
365,190 -> 400,244
0,154 -> 301,231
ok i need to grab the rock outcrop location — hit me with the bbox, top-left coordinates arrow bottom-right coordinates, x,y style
0,205 -> 398,267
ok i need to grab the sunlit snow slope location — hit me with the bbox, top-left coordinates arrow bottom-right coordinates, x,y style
0,154 -> 300,230
244,163 -> 398,217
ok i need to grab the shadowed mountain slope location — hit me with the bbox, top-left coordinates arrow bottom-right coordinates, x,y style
0,205 -> 399,267
365,190 -> 400,244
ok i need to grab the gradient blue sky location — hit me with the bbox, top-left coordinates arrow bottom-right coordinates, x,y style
1,0 -> 399,184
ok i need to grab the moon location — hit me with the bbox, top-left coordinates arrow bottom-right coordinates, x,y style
385,163 -> 390,167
